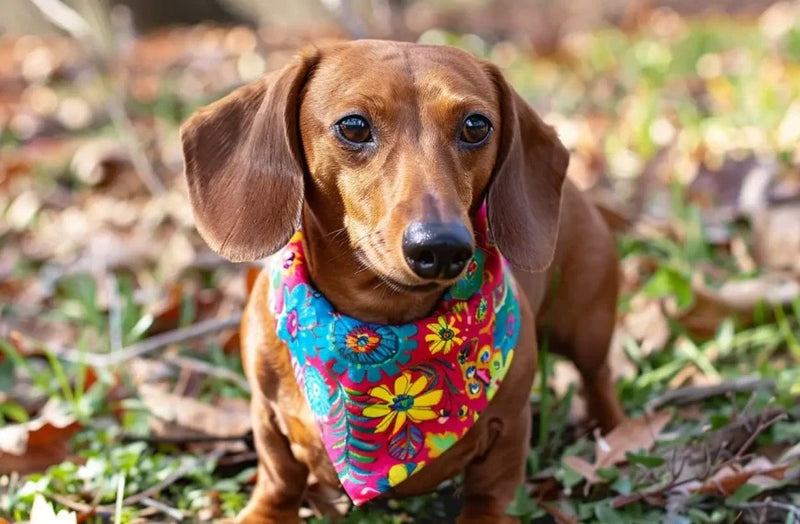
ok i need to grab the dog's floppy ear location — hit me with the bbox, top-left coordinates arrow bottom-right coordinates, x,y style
485,64 -> 569,272
181,51 -> 319,262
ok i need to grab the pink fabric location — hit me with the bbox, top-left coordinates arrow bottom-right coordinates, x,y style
268,207 -> 520,504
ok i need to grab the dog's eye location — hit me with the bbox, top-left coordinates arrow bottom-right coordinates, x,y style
336,116 -> 372,144
460,115 -> 492,145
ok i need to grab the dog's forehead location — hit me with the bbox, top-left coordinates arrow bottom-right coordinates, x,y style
309,41 -> 496,103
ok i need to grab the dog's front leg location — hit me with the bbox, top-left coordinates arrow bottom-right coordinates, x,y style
457,401 -> 532,524
236,400 -> 309,524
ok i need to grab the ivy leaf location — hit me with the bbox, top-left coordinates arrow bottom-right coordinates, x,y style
506,485 -> 541,523
626,450 -> 665,468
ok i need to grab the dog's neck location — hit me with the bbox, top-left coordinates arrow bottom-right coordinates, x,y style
299,207 -> 444,325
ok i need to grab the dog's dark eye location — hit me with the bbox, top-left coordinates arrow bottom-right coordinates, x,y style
460,115 -> 492,145
336,116 -> 372,144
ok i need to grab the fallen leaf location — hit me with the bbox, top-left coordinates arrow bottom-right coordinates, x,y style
689,155 -> 772,219
563,455 -> 601,484
696,457 -> 788,496
676,272 -> 800,338
752,204 -> 800,275
623,297 -> 671,356
139,384 -> 250,439
70,137 -> 131,187
30,494 -> 77,524
563,412 -> 672,485
595,411 -> 672,470
0,399 -> 81,474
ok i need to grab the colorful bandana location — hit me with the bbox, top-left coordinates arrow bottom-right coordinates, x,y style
268,206 -> 520,505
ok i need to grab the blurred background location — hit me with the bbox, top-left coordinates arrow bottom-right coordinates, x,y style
1,1 -> 800,523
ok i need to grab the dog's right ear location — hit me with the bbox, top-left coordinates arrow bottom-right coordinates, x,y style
181,51 -> 319,262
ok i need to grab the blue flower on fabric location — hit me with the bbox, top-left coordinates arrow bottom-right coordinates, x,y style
324,317 -> 417,383
303,367 -> 334,418
492,277 -> 520,356
279,283 -> 328,365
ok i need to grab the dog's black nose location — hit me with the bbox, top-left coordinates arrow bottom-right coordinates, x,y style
402,222 -> 474,280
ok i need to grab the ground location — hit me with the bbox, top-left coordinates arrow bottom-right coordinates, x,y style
1,2 -> 800,523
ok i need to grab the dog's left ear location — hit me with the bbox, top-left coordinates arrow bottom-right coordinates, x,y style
485,64 -> 569,272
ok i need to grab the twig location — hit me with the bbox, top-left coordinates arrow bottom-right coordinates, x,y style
105,96 -> 166,195
121,433 -> 250,445
49,494 -> 97,514
27,0 -> 92,41
57,314 -> 242,366
104,314 -> 241,366
613,475 -> 705,509
615,451 -> 756,510
734,411 -> 787,458
646,376 -> 775,411
140,497 -> 186,521
730,500 -> 800,518
162,354 -> 250,392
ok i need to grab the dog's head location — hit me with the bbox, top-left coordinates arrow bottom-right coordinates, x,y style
181,40 -> 568,291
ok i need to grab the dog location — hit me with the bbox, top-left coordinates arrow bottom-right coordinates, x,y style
181,39 -> 626,524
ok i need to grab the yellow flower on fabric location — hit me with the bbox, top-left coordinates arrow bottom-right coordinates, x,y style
425,315 -> 463,354
388,464 -> 409,487
362,372 -> 443,434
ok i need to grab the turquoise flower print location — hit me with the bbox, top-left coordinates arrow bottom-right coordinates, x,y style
324,317 -> 417,383
303,367 -> 334,418
278,283 -> 327,365
492,277 -> 520,357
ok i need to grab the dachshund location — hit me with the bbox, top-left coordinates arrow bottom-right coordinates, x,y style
181,39 -> 626,524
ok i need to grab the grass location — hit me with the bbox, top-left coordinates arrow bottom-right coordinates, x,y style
2,7 -> 800,523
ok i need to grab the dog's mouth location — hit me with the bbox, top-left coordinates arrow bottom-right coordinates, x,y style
375,273 -> 443,293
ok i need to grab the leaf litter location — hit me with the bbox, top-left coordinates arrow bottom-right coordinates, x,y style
1,0 -> 800,522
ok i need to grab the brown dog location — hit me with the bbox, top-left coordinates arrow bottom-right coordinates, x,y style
181,40 -> 625,523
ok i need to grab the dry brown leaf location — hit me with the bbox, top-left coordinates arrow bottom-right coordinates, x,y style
623,297 -> 671,356
696,457 -> 788,496
677,272 -> 800,338
563,412 -> 672,485
752,204 -> 800,274
0,399 -> 81,474
139,384 -> 250,438
563,455 -> 601,484
595,411 -> 672,470
689,155 -> 768,219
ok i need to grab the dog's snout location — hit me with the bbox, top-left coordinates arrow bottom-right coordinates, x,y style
402,222 -> 474,280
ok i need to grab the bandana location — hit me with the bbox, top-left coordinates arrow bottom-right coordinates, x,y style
268,206 -> 520,505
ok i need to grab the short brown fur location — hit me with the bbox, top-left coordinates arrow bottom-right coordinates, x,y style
181,40 -> 626,523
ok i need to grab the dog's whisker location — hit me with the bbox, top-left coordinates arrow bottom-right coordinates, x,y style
324,227 -> 348,240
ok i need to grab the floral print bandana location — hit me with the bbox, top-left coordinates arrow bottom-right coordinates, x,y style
268,206 -> 520,505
